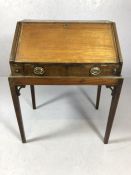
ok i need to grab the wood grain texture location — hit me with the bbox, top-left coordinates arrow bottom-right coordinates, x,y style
9,21 -> 124,144
15,22 -> 119,63
9,76 -> 122,86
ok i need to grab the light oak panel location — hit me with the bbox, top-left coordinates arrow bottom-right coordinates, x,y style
15,22 -> 119,63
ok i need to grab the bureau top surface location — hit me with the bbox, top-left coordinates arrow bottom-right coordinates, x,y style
11,21 -> 121,64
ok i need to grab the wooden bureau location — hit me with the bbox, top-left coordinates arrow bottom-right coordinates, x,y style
9,20 -> 123,144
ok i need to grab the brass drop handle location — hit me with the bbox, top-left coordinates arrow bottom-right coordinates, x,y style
90,66 -> 101,76
34,66 -> 45,75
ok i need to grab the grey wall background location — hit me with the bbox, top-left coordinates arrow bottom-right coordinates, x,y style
0,0 -> 130,76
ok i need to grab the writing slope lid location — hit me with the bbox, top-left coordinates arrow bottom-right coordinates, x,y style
11,21 -> 122,64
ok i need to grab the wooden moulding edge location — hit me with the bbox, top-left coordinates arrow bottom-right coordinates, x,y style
8,76 -> 123,86
10,22 -> 22,62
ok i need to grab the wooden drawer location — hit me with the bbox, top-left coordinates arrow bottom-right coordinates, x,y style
10,63 -> 121,77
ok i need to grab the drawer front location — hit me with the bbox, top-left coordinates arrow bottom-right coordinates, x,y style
11,63 -> 121,77
10,63 -> 24,75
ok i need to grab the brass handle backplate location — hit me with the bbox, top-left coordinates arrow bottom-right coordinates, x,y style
34,66 -> 45,75
90,66 -> 101,76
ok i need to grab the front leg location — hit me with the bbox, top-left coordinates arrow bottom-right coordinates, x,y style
104,79 -> 123,144
8,78 -> 26,143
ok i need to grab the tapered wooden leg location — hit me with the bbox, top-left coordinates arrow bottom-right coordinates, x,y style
9,78 -> 26,143
30,85 -> 36,109
104,79 -> 123,144
96,85 -> 102,109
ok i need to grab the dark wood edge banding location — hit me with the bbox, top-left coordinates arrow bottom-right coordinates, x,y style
10,22 -> 22,62
112,22 -> 123,63
20,20 -> 113,24
8,76 -> 123,86
12,61 -> 121,65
